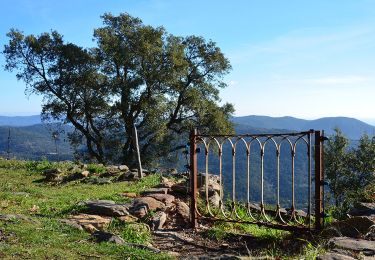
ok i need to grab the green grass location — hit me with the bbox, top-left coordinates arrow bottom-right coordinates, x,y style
0,159 -> 172,259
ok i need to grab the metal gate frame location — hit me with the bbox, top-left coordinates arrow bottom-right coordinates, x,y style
189,129 -> 325,231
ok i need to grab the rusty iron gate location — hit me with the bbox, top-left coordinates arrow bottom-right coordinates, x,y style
189,129 -> 325,231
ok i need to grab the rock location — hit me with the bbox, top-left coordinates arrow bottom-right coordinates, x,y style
129,197 -> 166,218
130,205 -> 148,218
92,231 -> 125,245
170,183 -> 187,195
83,224 -> 99,234
60,219 -> 84,231
66,214 -> 111,231
141,188 -> 169,195
120,192 -> 138,198
118,215 -> 138,223
106,165 -> 121,174
333,216 -> 375,238
117,171 -> 135,181
208,191 -> 221,207
349,202 -> 375,217
248,203 -> 262,212
42,168 -> 62,181
295,209 -> 308,218
197,173 -> 220,188
160,177 -> 175,188
147,193 -> 175,206
151,211 -> 167,230
118,165 -> 129,171
81,170 -> 90,177
329,237 -> 375,256
131,197 -> 166,212
175,200 -> 190,224
82,200 -> 130,217
317,252 -> 356,260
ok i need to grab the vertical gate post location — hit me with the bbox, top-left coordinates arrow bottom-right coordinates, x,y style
190,128 -> 198,229
314,131 -> 324,230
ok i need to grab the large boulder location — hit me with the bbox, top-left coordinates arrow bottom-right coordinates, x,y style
349,202 -> 375,217
129,197 -> 166,218
42,168 -> 63,181
82,200 -> 130,217
332,216 -> 375,238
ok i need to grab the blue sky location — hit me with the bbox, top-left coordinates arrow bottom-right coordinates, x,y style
1,0 -> 375,125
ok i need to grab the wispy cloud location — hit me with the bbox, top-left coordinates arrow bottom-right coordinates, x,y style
306,76 -> 369,85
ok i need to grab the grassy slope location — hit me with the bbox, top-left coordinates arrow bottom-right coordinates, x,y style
0,160 -> 171,260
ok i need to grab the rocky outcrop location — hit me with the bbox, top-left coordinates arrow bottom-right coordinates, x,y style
63,214 -> 111,233
328,237 -> 375,256
349,202 -> 375,217
332,216 -> 375,238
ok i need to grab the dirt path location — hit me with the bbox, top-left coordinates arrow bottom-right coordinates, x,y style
151,229 -> 263,259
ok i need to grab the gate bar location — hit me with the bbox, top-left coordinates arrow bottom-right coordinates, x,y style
314,130 -> 324,230
190,128 -> 198,229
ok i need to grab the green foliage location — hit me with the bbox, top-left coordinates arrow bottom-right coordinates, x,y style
87,163 -> 106,174
108,220 -> 151,244
0,161 -> 168,259
325,129 -> 375,218
3,12 -> 234,166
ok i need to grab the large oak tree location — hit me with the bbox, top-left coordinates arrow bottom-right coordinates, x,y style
3,13 -> 234,165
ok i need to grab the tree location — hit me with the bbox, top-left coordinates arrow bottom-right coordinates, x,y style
324,128 -> 352,209
3,13 -> 234,165
325,129 -> 375,218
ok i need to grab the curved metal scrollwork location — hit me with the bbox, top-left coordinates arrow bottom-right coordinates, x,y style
190,129 -> 324,231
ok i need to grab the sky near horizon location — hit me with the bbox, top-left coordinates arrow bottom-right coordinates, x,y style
0,0 -> 374,125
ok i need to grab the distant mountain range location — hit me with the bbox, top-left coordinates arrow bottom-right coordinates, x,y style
0,123 -> 73,161
232,115 -> 375,140
0,115 -> 42,126
0,114 -> 374,161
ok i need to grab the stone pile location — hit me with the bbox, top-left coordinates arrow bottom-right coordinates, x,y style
41,163 -> 151,184
61,175 -> 192,247
318,202 -> 375,259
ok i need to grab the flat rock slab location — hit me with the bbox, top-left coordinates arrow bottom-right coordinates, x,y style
329,237 -> 375,256
66,214 -> 111,230
82,200 -> 130,217
317,252 -> 356,260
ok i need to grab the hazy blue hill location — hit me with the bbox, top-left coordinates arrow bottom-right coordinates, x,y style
303,117 -> 375,139
0,115 -> 41,126
0,123 -> 73,161
232,115 -> 307,130
232,115 -> 375,139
